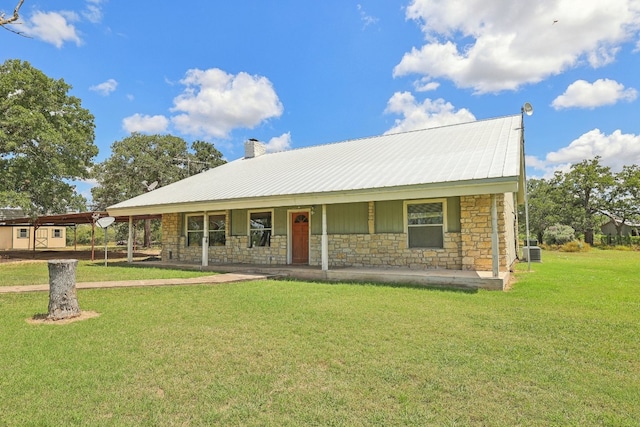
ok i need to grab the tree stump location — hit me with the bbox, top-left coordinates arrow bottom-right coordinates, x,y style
47,259 -> 81,320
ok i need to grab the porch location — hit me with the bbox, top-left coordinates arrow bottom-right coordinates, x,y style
135,260 -> 510,291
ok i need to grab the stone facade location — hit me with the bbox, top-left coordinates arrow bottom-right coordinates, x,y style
308,233 -> 462,269
459,194 -> 511,271
160,193 -> 515,272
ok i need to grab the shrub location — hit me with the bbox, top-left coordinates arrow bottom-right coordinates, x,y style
543,224 -> 576,245
559,241 -> 590,252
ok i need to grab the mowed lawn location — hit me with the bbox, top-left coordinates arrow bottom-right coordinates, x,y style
0,251 -> 638,426
0,260 -> 214,287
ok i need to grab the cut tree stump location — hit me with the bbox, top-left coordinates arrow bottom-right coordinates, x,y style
47,259 -> 81,320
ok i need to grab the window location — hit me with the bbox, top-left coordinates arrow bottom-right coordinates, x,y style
406,201 -> 444,248
249,211 -> 272,247
53,229 -> 62,238
186,215 -> 204,247
17,228 -> 28,239
209,214 -> 226,246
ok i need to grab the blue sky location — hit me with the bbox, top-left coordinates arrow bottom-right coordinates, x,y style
2,0 -> 640,200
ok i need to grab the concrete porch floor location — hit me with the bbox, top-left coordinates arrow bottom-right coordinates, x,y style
134,260 -> 510,291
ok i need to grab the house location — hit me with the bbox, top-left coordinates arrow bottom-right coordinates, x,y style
601,218 -> 640,237
108,115 -> 526,289
0,208 -> 67,250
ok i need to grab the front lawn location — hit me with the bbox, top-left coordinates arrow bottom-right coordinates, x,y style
0,250 -> 638,426
0,260 -> 214,287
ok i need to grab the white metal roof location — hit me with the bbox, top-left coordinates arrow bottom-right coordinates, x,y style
108,115 -> 523,215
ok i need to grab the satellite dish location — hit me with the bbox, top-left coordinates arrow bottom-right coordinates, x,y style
522,102 -> 534,116
96,216 -> 115,229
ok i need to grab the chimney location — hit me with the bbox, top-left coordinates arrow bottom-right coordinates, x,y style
244,138 -> 266,159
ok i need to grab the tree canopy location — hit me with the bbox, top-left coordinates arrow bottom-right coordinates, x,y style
525,157 -> 640,244
91,133 -> 225,210
0,59 -> 97,215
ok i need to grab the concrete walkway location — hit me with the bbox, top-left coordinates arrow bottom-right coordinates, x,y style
0,272 -> 270,294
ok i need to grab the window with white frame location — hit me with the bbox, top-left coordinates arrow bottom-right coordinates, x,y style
208,214 -> 226,246
249,211 -> 272,247
186,215 -> 204,247
406,201 -> 444,248
53,229 -> 62,238
17,228 -> 29,239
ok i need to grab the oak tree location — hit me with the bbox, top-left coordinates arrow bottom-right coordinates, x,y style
0,59 -> 97,215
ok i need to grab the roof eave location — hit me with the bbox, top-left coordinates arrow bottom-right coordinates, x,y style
107,177 -> 520,217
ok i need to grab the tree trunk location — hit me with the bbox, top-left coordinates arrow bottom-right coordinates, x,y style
47,259 -> 81,320
584,228 -> 594,245
144,218 -> 151,248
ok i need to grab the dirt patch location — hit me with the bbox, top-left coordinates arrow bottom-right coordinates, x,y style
26,311 -> 101,325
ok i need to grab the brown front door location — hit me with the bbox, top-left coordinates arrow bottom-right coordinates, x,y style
291,212 -> 309,264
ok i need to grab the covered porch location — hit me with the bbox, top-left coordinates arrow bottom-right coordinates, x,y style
130,260 -> 511,291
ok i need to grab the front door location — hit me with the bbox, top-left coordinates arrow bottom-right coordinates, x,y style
291,212 -> 309,264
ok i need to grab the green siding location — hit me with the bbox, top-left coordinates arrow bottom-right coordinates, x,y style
274,208 -> 288,235
231,210 -> 247,236
327,202 -> 368,234
446,197 -> 461,232
310,205 -> 322,235
375,200 -> 403,233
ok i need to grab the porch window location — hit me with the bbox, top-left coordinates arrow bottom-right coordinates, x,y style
17,228 -> 28,239
249,211 -> 272,247
209,214 -> 226,246
186,215 -> 204,247
406,201 -> 444,248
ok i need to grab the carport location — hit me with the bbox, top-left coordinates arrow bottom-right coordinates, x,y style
0,212 -> 161,261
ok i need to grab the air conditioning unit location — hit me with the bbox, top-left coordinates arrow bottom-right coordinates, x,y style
522,246 -> 541,262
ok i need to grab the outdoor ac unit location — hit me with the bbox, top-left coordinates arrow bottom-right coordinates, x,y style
522,246 -> 542,262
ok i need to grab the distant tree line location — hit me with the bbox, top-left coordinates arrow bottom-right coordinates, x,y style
523,157 -> 640,245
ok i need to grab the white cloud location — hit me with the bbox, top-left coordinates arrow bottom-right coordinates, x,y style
170,68 -> 284,139
265,132 -> 292,153
551,79 -> 638,109
530,129 -> 640,175
82,5 -> 102,23
414,77 -> 440,92
395,0 -> 640,93
384,91 -> 475,134
89,78 -> 118,96
122,114 -> 169,134
357,4 -> 379,29
22,10 -> 82,48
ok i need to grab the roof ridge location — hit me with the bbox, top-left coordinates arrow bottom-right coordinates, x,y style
258,113 -> 521,157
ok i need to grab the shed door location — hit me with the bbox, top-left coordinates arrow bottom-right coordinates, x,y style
36,228 -> 48,248
291,212 -> 309,264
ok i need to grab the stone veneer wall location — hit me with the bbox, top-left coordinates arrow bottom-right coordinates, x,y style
161,193 -> 515,272
161,213 -> 181,262
308,233 -> 463,269
459,194 -> 510,271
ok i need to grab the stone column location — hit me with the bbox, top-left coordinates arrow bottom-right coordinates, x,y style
47,259 -> 81,320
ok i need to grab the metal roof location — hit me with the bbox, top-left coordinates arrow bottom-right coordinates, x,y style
108,115 -> 523,215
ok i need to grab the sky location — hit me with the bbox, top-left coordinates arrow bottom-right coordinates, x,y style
2,0 -> 640,201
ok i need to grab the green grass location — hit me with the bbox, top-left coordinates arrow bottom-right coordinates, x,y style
0,261 -> 214,286
0,250 -> 638,426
